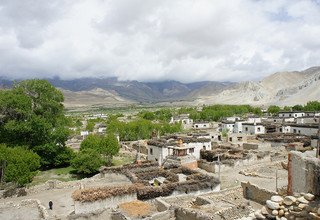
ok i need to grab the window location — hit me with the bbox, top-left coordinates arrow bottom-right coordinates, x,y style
195,125 -> 198,128
150,148 -> 153,155
189,148 -> 194,153
204,124 -> 206,127
257,127 -> 261,132
298,130 -> 301,134
229,137 -> 232,141
293,129 -> 296,133
237,137 -> 243,141
279,128 -> 282,132
203,146 -> 206,150
289,114 -> 291,117
245,127 -> 248,131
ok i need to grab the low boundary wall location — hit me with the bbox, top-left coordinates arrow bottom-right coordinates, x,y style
241,181 -> 276,205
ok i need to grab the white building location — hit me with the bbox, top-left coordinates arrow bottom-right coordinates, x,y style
147,142 -> 171,166
305,112 -> 320,117
227,133 -> 247,145
221,121 -> 235,133
234,121 -> 245,133
296,117 -> 319,124
170,114 -> 194,129
289,124 -> 318,136
193,121 -> 211,129
225,116 -> 241,122
98,127 -> 106,133
80,131 -> 89,138
263,117 -> 295,123
147,136 -> 212,166
242,123 -> 265,135
246,117 -> 262,124
277,125 -> 291,133
278,111 -> 305,118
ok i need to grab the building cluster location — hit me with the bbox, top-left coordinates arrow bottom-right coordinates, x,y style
221,111 -> 320,137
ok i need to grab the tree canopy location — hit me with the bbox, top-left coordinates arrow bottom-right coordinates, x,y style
0,145 -> 40,186
0,79 -> 71,169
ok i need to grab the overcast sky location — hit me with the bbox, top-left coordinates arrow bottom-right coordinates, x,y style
0,0 -> 320,82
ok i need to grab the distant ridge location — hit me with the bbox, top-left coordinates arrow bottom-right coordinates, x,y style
1,66 -> 320,107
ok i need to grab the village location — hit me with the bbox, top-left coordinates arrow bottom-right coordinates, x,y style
1,108 -> 319,220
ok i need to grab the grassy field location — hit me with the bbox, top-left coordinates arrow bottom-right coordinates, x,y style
30,166 -> 78,186
112,153 -> 135,166
30,153 -> 135,186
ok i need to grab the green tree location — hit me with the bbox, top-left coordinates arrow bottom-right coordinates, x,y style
0,145 -> 40,186
80,133 -> 120,166
304,101 -> 320,111
71,149 -> 104,175
292,104 -> 304,111
0,79 -> 70,169
86,120 -> 95,132
267,105 -> 281,115
139,111 -> 156,120
100,133 -> 120,165
283,106 -> 291,111
80,134 -> 101,151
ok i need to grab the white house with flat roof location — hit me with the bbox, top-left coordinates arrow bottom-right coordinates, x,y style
170,114 -> 193,129
221,120 -> 235,133
193,121 -> 211,129
278,111 -> 305,118
296,116 -> 319,124
288,124 -> 318,136
147,136 -> 212,166
242,123 -> 265,135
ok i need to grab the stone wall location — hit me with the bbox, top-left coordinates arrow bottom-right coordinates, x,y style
198,160 -> 215,173
0,199 -> 48,220
175,207 -> 222,220
241,181 -> 276,205
289,151 -> 320,196
171,186 -> 220,197
243,143 -> 258,150
154,198 -> 171,212
198,153 -> 271,173
68,209 -> 112,220
74,193 -> 137,214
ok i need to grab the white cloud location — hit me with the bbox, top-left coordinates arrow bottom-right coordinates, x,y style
0,0 -> 319,82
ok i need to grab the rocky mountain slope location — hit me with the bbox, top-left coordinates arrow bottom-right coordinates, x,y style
196,66 -> 320,106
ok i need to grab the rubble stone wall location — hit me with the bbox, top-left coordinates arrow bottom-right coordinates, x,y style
241,181 -> 276,205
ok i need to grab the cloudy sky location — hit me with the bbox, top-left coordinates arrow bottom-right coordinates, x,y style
0,0 -> 320,82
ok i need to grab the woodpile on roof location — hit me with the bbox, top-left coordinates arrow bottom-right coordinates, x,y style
257,133 -> 310,145
85,162 -> 220,202
147,135 -> 211,147
72,184 -> 141,202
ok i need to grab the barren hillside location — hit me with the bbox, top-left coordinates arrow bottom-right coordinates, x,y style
195,66 -> 320,106
61,88 -> 135,108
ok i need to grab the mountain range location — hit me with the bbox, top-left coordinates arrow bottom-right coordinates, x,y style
0,66 -> 319,108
